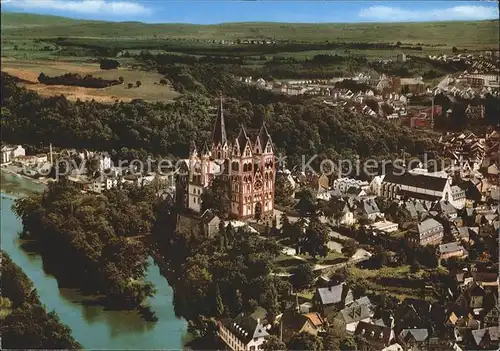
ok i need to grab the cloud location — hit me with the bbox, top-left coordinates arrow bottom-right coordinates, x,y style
359,5 -> 499,22
8,0 -> 151,16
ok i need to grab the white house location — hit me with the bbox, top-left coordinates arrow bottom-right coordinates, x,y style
218,308 -> 270,351
92,176 -> 121,193
329,202 -> 357,227
99,153 -> 112,171
1,145 -> 25,164
371,220 -> 399,233
369,175 -> 385,196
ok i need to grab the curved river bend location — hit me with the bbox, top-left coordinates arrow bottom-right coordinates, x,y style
0,171 -> 187,349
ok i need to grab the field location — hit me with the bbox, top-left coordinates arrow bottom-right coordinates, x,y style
2,13 -> 499,50
1,12 -> 498,101
1,58 -> 179,103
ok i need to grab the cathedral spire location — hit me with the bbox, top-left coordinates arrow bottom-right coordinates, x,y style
189,140 -> 198,156
202,141 -> 211,157
212,95 -> 227,147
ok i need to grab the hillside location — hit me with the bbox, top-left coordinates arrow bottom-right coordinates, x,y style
1,12 -> 499,49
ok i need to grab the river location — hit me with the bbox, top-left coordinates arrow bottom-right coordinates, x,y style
0,171 -> 187,349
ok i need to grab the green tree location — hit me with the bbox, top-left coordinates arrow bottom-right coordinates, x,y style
291,263 -> 314,290
214,284 -> 224,317
394,207 -> 412,225
280,212 -> 291,236
303,216 -> 329,258
295,189 -> 317,217
201,177 -> 231,218
275,172 -> 294,205
323,196 -> 345,225
288,332 -> 324,351
262,335 -> 286,351
342,239 -> 358,258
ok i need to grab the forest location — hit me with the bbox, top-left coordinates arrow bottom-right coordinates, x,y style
13,181 -> 158,308
1,251 -> 81,349
2,71 -> 438,167
38,72 -> 122,88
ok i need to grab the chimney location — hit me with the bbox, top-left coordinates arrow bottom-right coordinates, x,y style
49,143 -> 54,166
296,292 -> 300,313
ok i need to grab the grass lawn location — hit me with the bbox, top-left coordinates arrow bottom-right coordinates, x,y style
348,265 -> 447,302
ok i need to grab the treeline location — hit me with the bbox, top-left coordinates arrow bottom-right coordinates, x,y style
13,182 -> 157,308
139,51 -> 244,65
2,71 -> 439,163
152,198 -> 291,344
2,72 -> 438,165
1,251 -> 81,349
47,37 -> 427,58
367,55 -> 475,80
38,72 -> 122,88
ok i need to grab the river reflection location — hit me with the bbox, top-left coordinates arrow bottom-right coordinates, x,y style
1,171 -> 187,349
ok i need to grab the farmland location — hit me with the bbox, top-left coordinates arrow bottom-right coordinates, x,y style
2,13 -> 499,50
1,58 -> 179,103
1,12 -> 498,102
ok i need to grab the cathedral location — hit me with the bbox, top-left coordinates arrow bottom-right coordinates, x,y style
186,99 -> 275,220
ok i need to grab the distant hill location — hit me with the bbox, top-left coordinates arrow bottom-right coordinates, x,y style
1,12 -> 499,49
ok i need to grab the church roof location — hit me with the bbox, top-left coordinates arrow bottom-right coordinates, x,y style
202,141 -> 210,156
256,123 -> 272,153
212,98 -> 227,146
383,171 -> 448,192
235,125 -> 251,156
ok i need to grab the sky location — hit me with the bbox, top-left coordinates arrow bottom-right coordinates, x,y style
3,0 -> 500,24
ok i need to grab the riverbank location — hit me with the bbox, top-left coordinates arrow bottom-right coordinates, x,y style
1,250 -> 82,349
0,173 -> 187,349
1,165 -> 52,187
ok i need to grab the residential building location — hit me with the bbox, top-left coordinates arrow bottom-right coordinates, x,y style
92,176 -> 120,193
335,304 -> 373,333
333,177 -> 369,195
176,210 -> 221,238
396,53 -> 407,63
432,200 -> 458,218
1,145 -> 25,164
186,99 -> 275,219
399,328 -> 429,350
354,321 -> 395,349
280,311 -> 324,342
357,198 -> 382,221
407,218 -> 444,246
471,327 -> 499,349
392,77 -> 426,94
217,307 -> 270,351
437,242 -> 468,261
67,175 -> 94,192
35,154 -> 48,164
329,201 -> 356,227
14,155 -> 39,167
459,73 -> 500,88
370,220 -> 399,233
313,283 -> 353,318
